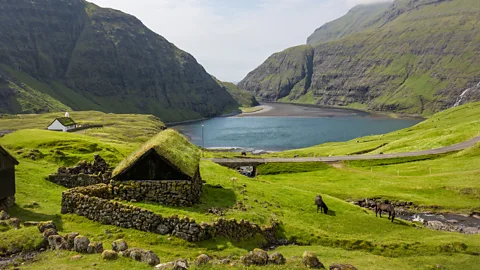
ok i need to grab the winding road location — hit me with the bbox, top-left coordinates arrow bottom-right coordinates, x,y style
210,136 -> 480,166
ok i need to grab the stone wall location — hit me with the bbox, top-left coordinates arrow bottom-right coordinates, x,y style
0,196 -> 15,211
113,178 -> 202,206
48,154 -> 111,188
61,184 -> 277,242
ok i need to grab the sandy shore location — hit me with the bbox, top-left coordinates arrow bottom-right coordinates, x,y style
234,103 -> 368,118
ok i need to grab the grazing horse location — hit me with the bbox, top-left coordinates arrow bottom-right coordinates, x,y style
375,202 -> 395,222
241,151 -> 247,156
315,195 -> 328,214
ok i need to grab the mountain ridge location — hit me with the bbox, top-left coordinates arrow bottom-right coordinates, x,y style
239,0 -> 480,115
0,0 -> 240,122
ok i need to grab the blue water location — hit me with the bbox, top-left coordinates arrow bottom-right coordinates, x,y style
173,115 -> 422,151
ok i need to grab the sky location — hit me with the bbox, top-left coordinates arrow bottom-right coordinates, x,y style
88,0 -> 392,82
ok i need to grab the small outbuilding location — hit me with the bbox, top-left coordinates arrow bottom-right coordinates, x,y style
0,145 -> 19,210
47,117 -> 77,132
111,129 -> 202,206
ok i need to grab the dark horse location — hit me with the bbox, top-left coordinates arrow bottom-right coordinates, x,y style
375,202 -> 395,222
315,195 -> 328,214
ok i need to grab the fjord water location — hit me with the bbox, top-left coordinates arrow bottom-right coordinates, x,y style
174,105 -> 422,151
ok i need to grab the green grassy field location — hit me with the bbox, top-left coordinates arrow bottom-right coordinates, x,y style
0,104 -> 479,269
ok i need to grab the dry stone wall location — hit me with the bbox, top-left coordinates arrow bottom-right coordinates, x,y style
48,154 -> 111,188
113,178 -> 202,206
61,184 -> 277,242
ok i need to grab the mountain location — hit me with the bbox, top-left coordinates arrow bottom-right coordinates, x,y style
0,0 -> 238,122
306,2 -> 391,46
239,0 -> 480,115
214,78 -> 259,108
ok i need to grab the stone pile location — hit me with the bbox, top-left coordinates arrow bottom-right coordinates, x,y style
48,154 -> 111,188
240,249 -> 285,266
61,184 -> 279,243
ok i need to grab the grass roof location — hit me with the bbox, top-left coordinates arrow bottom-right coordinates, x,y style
56,117 -> 76,126
112,129 -> 200,179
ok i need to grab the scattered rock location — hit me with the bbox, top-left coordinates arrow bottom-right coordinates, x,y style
7,218 -> 21,229
241,248 -> 269,266
111,239 -> 128,252
154,262 -> 175,270
70,255 -> 83,261
42,228 -> 58,239
74,235 -> 90,253
269,252 -> 286,265
141,250 -> 161,266
23,221 -> 39,227
0,210 -> 9,220
101,250 -> 118,260
154,259 -> 189,270
38,221 -> 56,233
330,263 -> 358,270
302,251 -> 325,269
48,235 -> 68,250
65,232 -> 80,250
87,242 -> 104,254
212,258 -> 231,265
194,254 -> 210,265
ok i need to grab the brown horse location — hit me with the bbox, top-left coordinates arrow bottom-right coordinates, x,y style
315,195 -> 328,214
375,203 -> 395,222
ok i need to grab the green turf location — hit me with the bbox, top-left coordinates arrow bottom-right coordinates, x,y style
0,104 -> 479,269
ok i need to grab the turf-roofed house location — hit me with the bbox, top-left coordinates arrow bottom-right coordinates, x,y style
0,145 -> 19,210
47,115 -> 78,132
111,129 -> 203,206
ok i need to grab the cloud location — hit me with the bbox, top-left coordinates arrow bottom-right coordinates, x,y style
88,0 -> 392,82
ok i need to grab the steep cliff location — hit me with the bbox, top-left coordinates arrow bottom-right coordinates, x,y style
0,0 -> 238,122
240,0 -> 480,115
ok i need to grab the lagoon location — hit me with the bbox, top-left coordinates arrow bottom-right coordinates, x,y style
173,104 -> 422,151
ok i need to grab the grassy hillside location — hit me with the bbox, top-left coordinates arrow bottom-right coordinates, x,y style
238,45 -> 314,101
240,0 -> 480,115
306,2 -> 391,46
214,78 -> 259,108
0,0 -> 238,122
0,104 -> 479,269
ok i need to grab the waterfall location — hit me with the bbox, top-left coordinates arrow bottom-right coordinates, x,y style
453,81 -> 480,107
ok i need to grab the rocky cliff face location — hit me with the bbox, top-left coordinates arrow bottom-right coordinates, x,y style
240,0 -> 480,115
0,0 -> 238,122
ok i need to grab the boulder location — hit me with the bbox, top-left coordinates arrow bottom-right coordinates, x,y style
241,248 -> 269,266
269,252 -> 286,265
194,254 -> 210,265
102,250 -> 118,260
141,250 -> 161,266
74,235 -> 90,253
330,263 -> 358,270
302,251 -> 325,269
112,239 -> 128,252
38,221 -> 56,233
48,235 -> 69,250
87,242 -> 104,254
65,232 -> 80,250
7,218 -> 21,229
0,210 -> 9,220
42,228 -> 58,239
154,259 -> 189,270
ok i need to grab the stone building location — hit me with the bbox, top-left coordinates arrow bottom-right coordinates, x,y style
0,145 -> 19,210
111,129 -> 203,206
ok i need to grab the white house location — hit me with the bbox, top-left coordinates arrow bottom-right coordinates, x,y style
47,117 -> 77,132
